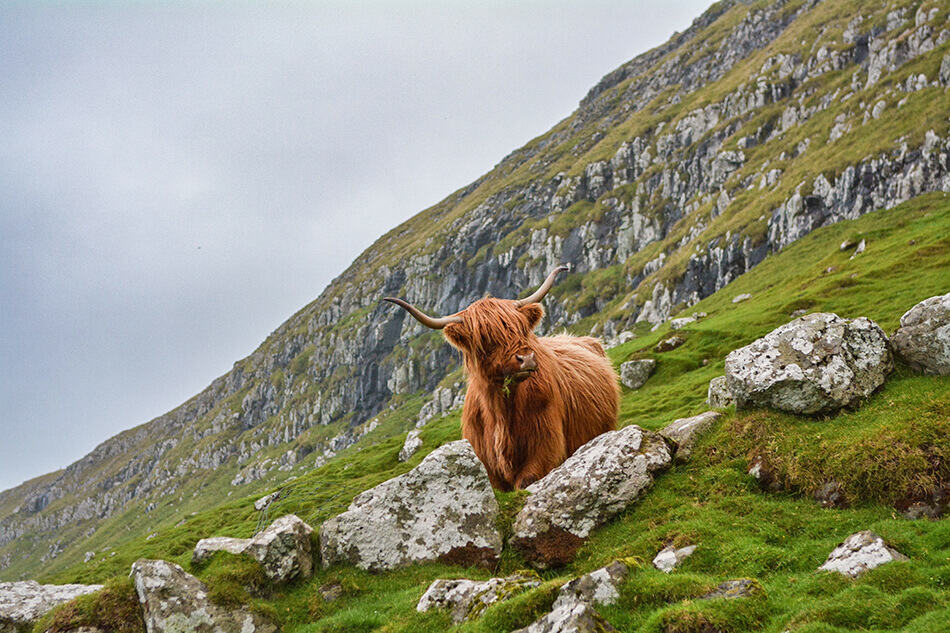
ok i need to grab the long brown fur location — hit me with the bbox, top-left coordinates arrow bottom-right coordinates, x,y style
441,297 -> 619,490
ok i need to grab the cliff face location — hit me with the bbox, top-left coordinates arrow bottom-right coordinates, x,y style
4,0 -> 950,579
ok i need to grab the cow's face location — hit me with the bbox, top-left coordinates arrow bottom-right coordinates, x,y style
442,298 -> 543,384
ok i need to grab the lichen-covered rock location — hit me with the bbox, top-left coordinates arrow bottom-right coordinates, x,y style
511,426 -> 671,568
553,560 -> 628,608
619,359 -> 656,389
706,376 -> 734,408
398,429 -> 423,462
192,536 -> 248,565
254,491 -> 279,511
818,531 -> 908,577
725,313 -> 892,414
813,481 -> 848,508
320,440 -> 502,571
660,411 -> 721,462
130,559 -> 277,633
655,336 -> 685,352
891,293 -> 950,375
653,545 -> 696,573
417,574 -> 540,623
701,578 -> 759,599
0,581 -> 103,632
512,600 -> 617,633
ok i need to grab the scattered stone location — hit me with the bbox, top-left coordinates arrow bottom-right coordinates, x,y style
320,440 -> 502,571
891,293 -> 950,375
840,239 -> 856,251
192,514 -> 314,583
318,581 -> 343,603
725,313 -> 893,414
814,481 -> 848,508
254,491 -> 280,511
849,238 -> 866,259
417,573 -> 540,623
670,312 -> 706,329
706,376 -> 734,408
790,308 -> 808,318
653,545 -> 697,573
824,266 -> 838,274
660,411 -> 721,462
512,599 -> 617,633
701,579 -> 758,600
655,336 -> 685,352
84,551 -> 95,563
619,359 -> 656,389
398,428 -> 423,462
748,457 -> 783,492
0,581 -> 103,632
511,426 -> 671,568
554,560 -> 629,608
818,531 -> 908,577
131,559 -> 277,633
732,293 -> 752,304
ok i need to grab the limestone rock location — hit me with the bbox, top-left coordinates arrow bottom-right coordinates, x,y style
725,313 -> 892,414
130,559 -> 277,633
254,491 -> 279,511
512,600 -> 616,633
553,560 -> 628,608
511,426 -> 671,568
0,581 -> 103,632
732,293 -> 752,303
819,531 -> 908,577
701,579 -> 758,600
619,359 -> 656,389
660,411 -> 721,462
706,376 -> 734,408
417,574 -> 540,623
891,293 -> 950,375
398,428 -> 423,462
655,336 -> 685,353
670,312 -> 706,330
192,536 -> 248,564
653,545 -> 696,573
320,440 -> 502,571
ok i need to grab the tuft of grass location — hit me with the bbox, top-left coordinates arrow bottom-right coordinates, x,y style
35,577 -> 145,633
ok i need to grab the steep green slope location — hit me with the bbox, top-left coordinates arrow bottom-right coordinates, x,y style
40,194 -> 950,633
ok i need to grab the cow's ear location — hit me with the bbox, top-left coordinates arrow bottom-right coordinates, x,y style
519,303 -> 544,329
443,322 -> 470,351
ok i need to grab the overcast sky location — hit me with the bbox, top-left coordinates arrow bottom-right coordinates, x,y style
0,0 -> 710,492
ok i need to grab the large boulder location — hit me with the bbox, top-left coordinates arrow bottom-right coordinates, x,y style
511,426 -> 671,568
818,531 -> 908,578
416,574 -> 540,623
891,293 -> 950,374
320,440 -> 503,571
619,359 -> 656,389
725,313 -> 892,414
660,411 -> 721,462
0,581 -> 103,632
192,514 -> 314,583
130,559 -> 277,633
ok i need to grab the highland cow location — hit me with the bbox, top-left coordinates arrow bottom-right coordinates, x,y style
384,265 -> 620,490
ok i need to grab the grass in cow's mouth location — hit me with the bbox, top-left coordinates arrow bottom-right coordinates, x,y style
502,375 -> 514,398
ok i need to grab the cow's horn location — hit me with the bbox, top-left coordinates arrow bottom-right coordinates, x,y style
383,297 -> 463,329
515,264 -> 571,307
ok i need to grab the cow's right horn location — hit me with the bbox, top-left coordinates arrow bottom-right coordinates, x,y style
383,297 -> 463,329
514,264 -> 571,307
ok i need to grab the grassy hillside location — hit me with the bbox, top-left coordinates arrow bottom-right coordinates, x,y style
40,194 -> 950,632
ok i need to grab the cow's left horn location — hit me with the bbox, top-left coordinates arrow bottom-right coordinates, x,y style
514,264 -> 571,307
383,297 -> 463,329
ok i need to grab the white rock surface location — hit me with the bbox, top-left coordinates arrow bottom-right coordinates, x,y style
725,313 -> 892,414
619,359 -> 656,389
553,560 -> 628,608
660,411 -> 721,462
398,428 -> 423,462
511,426 -> 671,568
254,491 -> 279,511
0,581 -> 103,632
416,574 -> 540,623
320,440 -> 502,571
131,559 -> 277,633
706,375 -> 735,408
652,545 -> 697,573
732,293 -> 752,303
819,531 -> 908,578
891,293 -> 950,375
512,599 -> 617,633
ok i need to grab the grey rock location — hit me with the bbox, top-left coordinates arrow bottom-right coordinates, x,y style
320,440 -> 502,571
849,238 -> 866,259
941,53 -> 950,85
318,581 -> 343,602
417,574 -> 540,623
130,559 -> 277,633
554,560 -> 629,608
655,336 -> 685,353
891,293 -> 950,375
819,531 -> 908,577
814,481 -> 848,509
83,551 -> 95,563
0,581 -> 103,632
701,579 -> 758,600
512,599 -> 617,633
511,425 -> 671,568
254,491 -> 279,511
732,293 -> 752,303
660,411 -> 721,462
192,536 -> 248,564
725,313 -> 893,414
619,359 -> 656,389
706,376 -> 735,408
398,428 -> 423,462
653,545 -> 697,572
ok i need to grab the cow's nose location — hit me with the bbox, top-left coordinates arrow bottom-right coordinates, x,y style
516,352 -> 537,371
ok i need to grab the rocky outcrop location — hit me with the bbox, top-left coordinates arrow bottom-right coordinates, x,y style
192,514 -> 314,583
513,600 -> 617,633
818,531 -> 908,577
416,574 -> 540,623
707,376 -> 734,408
701,579 -> 759,600
513,561 -> 628,633
891,293 -> 950,375
660,411 -> 721,462
619,359 -> 656,389
725,313 -> 892,414
653,545 -> 696,573
131,559 -> 277,633
511,426 -> 671,568
0,581 -> 103,632
398,429 -> 423,462
320,440 -> 502,571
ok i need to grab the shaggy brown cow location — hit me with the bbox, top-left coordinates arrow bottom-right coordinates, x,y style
384,265 -> 619,490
